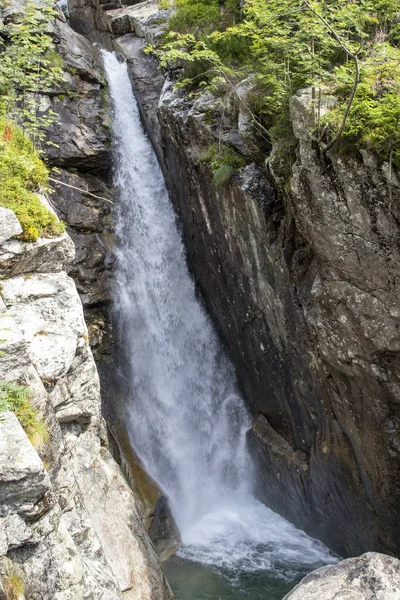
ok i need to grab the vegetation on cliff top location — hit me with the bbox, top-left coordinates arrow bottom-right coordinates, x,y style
0,0 -> 65,241
0,0 -> 64,146
156,0 -> 400,166
0,119 -> 64,241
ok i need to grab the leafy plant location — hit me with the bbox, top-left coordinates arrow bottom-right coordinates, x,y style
201,142 -> 246,184
0,119 -> 65,241
0,0 -> 64,149
0,380 -> 49,448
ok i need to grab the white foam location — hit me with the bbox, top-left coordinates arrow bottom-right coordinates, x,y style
179,496 -> 335,576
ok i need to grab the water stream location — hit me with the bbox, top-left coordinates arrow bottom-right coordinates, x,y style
103,51 -> 336,599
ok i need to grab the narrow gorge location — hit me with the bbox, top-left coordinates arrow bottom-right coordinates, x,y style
1,0 -> 400,599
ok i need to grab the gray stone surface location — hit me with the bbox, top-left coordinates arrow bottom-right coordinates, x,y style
0,208 -> 22,245
0,412 -> 50,516
284,553 -> 400,600
0,2 -> 171,598
44,18 -> 111,171
1,272 -> 87,380
107,0 -> 171,40
0,211 -> 172,598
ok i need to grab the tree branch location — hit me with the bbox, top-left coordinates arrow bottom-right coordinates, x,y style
48,177 -> 113,203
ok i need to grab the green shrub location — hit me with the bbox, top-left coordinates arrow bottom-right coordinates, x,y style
167,0 -> 240,36
201,142 -> 246,184
160,0 -> 400,164
0,120 -> 65,242
0,380 -> 49,448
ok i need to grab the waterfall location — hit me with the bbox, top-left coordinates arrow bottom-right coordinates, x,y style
103,51 -> 335,577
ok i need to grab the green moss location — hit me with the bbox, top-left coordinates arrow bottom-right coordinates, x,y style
0,380 -> 49,448
167,0 -> 239,35
0,120 -> 65,242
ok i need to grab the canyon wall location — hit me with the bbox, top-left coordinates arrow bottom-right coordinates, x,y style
76,0 -> 400,558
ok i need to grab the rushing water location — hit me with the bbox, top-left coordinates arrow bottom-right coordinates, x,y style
103,51 -> 336,597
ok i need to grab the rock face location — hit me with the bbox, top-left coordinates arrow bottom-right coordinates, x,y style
0,207 -> 172,599
284,553 -> 400,600
104,9 -> 400,558
0,412 -> 50,517
0,3 -> 172,597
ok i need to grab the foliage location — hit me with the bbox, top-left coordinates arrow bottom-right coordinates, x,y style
0,380 -> 49,448
157,0 -> 400,163
0,0 -> 64,148
0,119 -> 64,241
201,142 -> 246,184
167,0 -> 240,35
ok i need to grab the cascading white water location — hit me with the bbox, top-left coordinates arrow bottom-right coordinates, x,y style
103,51 -> 335,578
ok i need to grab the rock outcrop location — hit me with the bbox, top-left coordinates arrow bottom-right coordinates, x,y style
0,206 -> 172,599
37,10 -> 115,360
283,553 -> 400,600
96,4 -> 400,559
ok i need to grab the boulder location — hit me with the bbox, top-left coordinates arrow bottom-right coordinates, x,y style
0,208 -> 22,245
0,272 -> 87,380
0,412 -> 50,516
148,496 -> 181,562
284,553 -> 400,600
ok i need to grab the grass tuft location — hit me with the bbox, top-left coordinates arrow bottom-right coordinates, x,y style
0,381 -> 49,449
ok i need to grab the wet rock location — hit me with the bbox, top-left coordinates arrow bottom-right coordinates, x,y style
49,169 -> 114,356
148,497 -> 181,562
44,18 -> 111,172
284,553 -> 400,600
253,415 -> 309,475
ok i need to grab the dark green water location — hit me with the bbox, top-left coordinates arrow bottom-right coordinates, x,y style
164,555 -> 308,600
